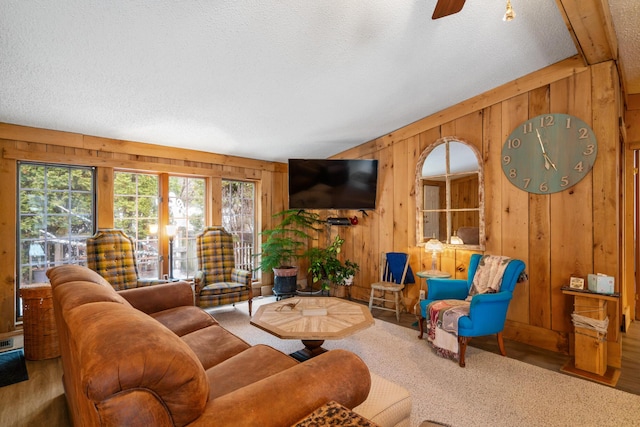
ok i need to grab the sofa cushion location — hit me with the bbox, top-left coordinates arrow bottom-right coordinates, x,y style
200,350 -> 372,426
181,324 -> 251,370
200,281 -> 248,296
206,344 -> 298,399
47,263 -> 114,288
118,281 -> 195,314
151,306 -> 217,337
53,280 -> 132,313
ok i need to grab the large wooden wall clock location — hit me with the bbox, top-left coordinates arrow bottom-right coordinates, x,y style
501,113 -> 598,194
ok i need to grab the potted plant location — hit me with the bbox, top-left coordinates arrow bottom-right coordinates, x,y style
308,235 -> 359,296
335,259 -> 359,286
256,209 -> 323,298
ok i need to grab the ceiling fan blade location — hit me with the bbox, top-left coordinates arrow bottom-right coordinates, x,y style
432,0 -> 466,20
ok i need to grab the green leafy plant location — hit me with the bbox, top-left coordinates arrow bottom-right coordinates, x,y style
256,209 -> 323,273
335,259 -> 359,285
308,235 -> 360,290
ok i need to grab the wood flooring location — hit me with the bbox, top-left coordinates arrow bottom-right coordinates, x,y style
1,307 -> 638,427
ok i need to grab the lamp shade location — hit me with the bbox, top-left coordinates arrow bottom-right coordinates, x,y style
165,224 -> 177,238
425,239 -> 444,253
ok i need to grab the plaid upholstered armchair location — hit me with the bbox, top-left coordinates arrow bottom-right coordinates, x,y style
194,226 -> 253,315
86,229 -> 169,291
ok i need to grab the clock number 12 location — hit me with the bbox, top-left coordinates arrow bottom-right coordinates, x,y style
522,115 -> 556,134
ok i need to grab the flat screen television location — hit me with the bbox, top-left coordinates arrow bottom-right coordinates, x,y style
288,159 -> 378,210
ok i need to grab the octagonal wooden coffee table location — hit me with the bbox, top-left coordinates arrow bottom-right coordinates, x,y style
250,297 -> 374,361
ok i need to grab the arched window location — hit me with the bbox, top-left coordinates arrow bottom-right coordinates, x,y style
416,138 -> 484,248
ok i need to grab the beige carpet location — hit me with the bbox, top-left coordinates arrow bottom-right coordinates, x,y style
210,297 -> 640,427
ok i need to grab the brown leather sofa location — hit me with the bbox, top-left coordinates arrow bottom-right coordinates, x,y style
47,265 -> 371,427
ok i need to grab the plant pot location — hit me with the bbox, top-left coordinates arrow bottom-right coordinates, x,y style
330,284 -> 347,298
272,266 -> 298,299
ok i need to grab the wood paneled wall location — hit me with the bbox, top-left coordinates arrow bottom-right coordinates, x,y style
332,57 -> 624,365
0,126 -> 287,333
0,56 -> 626,365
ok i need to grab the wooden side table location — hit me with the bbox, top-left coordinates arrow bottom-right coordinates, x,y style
20,283 -> 60,360
560,287 -> 620,386
416,270 -> 451,297
413,271 -> 451,318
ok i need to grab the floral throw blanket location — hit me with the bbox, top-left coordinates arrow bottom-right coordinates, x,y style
426,299 -> 470,360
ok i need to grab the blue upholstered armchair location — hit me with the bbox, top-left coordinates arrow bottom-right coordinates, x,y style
418,253 -> 526,367
194,226 -> 253,315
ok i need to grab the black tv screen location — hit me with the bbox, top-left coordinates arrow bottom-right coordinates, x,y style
288,159 -> 378,210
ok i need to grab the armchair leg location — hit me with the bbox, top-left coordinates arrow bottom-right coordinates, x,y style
458,336 -> 470,367
248,299 -> 253,317
496,332 -> 506,356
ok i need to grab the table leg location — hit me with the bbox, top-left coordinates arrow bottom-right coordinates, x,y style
290,339 -> 326,361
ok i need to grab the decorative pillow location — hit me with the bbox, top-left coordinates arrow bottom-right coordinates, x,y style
467,255 -> 511,300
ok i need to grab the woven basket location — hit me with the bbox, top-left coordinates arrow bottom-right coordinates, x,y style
20,284 -> 60,360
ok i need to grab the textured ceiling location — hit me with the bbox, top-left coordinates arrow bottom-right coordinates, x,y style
0,1 -> 581,162
608,0 -> 640,94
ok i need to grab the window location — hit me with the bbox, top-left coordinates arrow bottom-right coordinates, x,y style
17,163 -> 95,318
416,138 -> 484,247
168,176 -> 205,279
113,172 -> 160,279
222,180 -> 256,273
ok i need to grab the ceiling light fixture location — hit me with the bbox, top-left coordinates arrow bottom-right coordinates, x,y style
503,0 -> 516,22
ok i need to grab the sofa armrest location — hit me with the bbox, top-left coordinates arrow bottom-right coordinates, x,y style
192,349 -> 371,427
118,281 -> 193,314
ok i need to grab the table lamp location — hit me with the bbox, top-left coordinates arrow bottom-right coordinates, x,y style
425,238 -> 444,274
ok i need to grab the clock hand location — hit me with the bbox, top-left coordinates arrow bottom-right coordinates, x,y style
543,153 -> 557,171
536,129 -> 547,154
536,129 -> 557,171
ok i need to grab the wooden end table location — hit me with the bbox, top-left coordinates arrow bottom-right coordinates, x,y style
250,297 -> 374,361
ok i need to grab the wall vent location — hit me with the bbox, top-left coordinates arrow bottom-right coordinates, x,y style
0,338 -> 14,350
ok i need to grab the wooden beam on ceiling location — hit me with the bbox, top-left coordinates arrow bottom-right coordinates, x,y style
554,0 -> 617,65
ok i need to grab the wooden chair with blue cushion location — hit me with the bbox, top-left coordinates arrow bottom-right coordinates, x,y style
194,226 -> 253,315
86,229 -> 170,291
417,253 -> 526,367
369,252 -> 415,322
